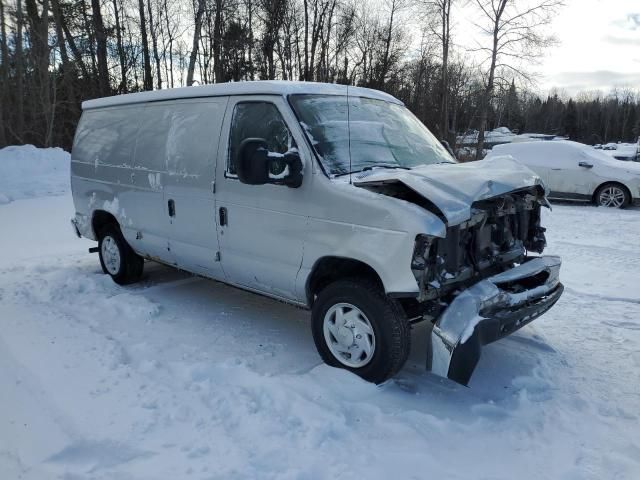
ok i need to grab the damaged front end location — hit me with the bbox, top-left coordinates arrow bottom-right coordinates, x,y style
427,256 -> 563,385
409,187 -> 564,385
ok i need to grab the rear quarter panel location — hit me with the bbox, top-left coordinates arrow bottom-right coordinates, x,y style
71,105 -> 142,241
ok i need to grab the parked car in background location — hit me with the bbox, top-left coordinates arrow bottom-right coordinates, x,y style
485,141 -> 640,208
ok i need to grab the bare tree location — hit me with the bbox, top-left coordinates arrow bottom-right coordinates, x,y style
138,0 -> 154,90
3,0 -> 636,153
212,0 -> 224,83
187,0 -> 207,86
472,0 -> 562,159
0,0 -> 8,145
147,0 -> 163,89
260,0 -> 286,80
90,0 -> 110,95
26,0 -> 53,144
15,0 -> 25,140
422,0 -> 455,141
111,0 -> 127,92
51,0 -> 76,103
377,0 -> 403,88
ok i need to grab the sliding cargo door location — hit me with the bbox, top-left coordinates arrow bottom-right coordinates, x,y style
142,98 -> 229,279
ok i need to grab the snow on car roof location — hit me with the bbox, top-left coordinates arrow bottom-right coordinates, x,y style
489,139 -> 640,171
492,140 -> 608,159
82,81 -> 403,110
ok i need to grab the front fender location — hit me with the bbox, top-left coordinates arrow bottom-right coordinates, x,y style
296,218 -> 425,303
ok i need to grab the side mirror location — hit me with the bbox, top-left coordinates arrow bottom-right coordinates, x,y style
236,138 -> 303,188
237,138 -> 270,185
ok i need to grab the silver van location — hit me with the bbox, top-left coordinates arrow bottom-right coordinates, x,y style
70,81 -> 563,385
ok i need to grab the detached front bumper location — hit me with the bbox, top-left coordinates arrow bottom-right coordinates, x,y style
426,255 -> 563,385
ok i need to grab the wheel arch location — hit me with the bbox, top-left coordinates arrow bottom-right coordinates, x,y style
305,256 -> 384,307
92,209 -> 120,238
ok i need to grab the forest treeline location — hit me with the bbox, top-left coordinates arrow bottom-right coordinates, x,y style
0,0 -> 638,152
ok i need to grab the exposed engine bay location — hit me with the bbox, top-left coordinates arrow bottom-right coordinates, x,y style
357,180 -> 549,303
412,186 -> 548,302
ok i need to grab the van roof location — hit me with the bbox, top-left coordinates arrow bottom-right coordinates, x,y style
82,80 -> 403,110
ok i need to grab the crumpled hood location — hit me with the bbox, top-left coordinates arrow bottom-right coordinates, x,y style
353,155 -> 544,225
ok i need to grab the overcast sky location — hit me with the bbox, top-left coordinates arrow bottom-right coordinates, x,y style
452,0 -> 640,96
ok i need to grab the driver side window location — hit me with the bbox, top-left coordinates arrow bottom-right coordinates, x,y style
227,101 -> 296,176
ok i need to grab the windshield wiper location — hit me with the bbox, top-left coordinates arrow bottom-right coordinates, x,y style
334,164 -> 411,177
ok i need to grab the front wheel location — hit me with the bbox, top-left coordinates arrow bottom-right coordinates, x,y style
595,183 -> 630,208
311,278 -> 411,384
98,224 -> 144,285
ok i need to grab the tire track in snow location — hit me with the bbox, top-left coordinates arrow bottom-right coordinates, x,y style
564,286 -> 640,305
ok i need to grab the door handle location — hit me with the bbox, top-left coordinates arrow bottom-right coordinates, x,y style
168,199 -> 175,217
578,161 -> 593,168
551,168 -> 562,170
219,207 -> 227,226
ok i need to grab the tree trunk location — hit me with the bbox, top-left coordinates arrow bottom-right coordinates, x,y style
379,0 -> 396,88
440,0 -> 451,143
186,0 -> 206,86
26,0 -> 52,145
58,6 -> 90,79
0,0 -> 8,145
138,0 -> 154,90
15,0 -> 25,140
247,0 -> 254,80
51,0 -> 77,145
91,0 -> 110,95
163,0 -> 174,87
112,0 -> 128,92
147,0 -> 162,89
303,0 -> 309,80
213,0 -> 223,83
475,0 -> 507,160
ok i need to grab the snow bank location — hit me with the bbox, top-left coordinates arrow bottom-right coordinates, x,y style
0,145 -> 70,204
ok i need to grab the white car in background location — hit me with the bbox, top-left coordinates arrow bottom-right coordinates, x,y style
486,141 -> 640,208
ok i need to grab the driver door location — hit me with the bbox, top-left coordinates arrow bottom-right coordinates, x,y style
214,96 -> 309,301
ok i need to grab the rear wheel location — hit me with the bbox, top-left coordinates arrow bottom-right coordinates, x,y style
595,183 -> 630,208
311,278 -> 411,384
98,224 -> 144,285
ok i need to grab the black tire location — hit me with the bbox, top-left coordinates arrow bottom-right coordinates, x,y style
311,278 -> 411,384
594,182 -> 630,208
97,224 -> 144,285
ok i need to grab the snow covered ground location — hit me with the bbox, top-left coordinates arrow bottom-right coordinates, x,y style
1,146 -> 639,479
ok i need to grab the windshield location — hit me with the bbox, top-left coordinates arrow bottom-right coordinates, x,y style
289,94 -> 456,176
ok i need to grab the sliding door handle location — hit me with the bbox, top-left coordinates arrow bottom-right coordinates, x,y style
168,199 -> 175,217
219,207 -> 227,226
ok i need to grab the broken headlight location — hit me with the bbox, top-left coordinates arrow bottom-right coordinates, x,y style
411,234 -> 435,273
